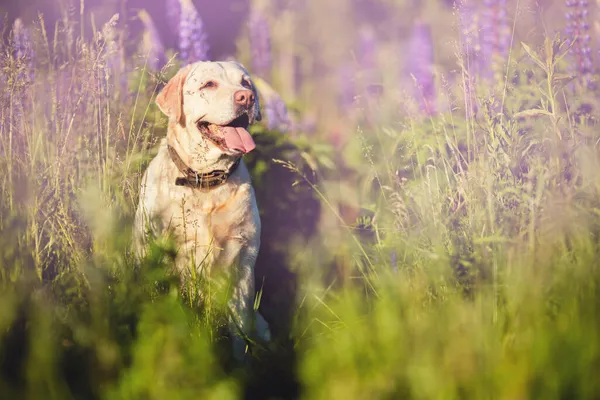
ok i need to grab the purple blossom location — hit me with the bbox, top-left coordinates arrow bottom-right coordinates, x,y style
457,0 -> 479,117
565,0 -> 593,84
480,0 -> 511,78
179,0 -> 210,63
264,94 -> 290,131
457,0 -> 481,76
138,9 -> 166,70
338,64 -> 356,113
408,22 -> 436,115
165,0 -> 181,34
357,27 -> 377,71
248,9 -> 272,79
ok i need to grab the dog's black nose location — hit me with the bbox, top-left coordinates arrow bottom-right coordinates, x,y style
234,90 -> 255,107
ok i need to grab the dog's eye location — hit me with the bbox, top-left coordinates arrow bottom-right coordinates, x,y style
241,79 -> 252,89
201,81 -> 218,90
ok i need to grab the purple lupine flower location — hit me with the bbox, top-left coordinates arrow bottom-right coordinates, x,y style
11,18 -> 34,82
248,9 -> 271,79
565,0 -> 593,85
338,64 -> 357,113
179,0 -> 210,63
264,94 -> 290,131
357,26 -> 377,71
408,22 -> 436,115
391,251 -> 398,274
138,9 -> 166,70
165,0 -> 181,34
457,0 -> 479,117
480,0 -> 511,79
457,0 -> 481,76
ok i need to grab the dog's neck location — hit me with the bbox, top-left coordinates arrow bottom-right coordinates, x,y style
167,144 -> 241,189
166,125 -> 243,189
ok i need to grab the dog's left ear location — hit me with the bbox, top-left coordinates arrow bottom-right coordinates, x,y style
156,65 -> 191,125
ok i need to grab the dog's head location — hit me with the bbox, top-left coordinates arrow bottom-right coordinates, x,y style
156,61 -> 262,166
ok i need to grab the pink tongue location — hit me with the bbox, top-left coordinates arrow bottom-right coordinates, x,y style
222,127 -> 256,153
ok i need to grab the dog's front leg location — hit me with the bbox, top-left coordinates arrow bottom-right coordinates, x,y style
228,244 -> 270,360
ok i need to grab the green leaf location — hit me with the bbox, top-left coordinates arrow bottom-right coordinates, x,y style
552,74 -> 574,82
521,42 -> 546,72
513,109 -> 553,118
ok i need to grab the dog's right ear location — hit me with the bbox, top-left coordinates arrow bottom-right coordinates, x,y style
156,65 -> 191,125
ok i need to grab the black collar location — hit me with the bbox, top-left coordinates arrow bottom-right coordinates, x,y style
167,145 -> 241,189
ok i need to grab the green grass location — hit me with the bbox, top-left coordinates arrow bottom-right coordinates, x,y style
1,2 -> 600,399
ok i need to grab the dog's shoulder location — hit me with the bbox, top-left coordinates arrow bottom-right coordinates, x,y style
138,140 -> 172,209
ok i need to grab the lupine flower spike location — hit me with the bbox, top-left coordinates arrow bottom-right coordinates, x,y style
357,27 -> 377,71
248,9 -> 272,79
408,22 -> 436,116
179,0 -> 210,63
138,10 -> 166,71
457,0 -> 479,117
264,95 -> 291,131
565,0 -> 593,86
253,77 -> 291,132
165,0 -> 181,34
338,64 -> 357,114
480,0 -> 511,80
457,0 -> 481,77
356,26 -> 381,107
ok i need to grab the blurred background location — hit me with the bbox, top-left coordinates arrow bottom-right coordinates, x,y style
1,0 -> 600,398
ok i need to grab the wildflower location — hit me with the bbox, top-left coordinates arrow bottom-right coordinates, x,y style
248,9 -> 271,78
253,76 -> 290,132
480,0 -> 511,79
165,0 -> 181,34
138,9 -> 166,70
457,0 -> 479,117
357,26 -> 377,71
338,64 -> 356,113
179,0 -> 210,63
457,0 -> 481,76
264,94 -> 290,131
565,0 -> 593,84
408,22 -> 436,115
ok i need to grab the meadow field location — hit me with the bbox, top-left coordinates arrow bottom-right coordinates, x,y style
1,0 -> 600,398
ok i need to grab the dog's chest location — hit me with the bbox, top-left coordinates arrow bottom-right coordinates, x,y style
159,182 -> 259,267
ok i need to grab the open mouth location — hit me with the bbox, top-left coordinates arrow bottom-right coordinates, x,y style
196,113 -> 255,154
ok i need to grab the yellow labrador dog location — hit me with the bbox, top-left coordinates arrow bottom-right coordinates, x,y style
133,61 -> 270,359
